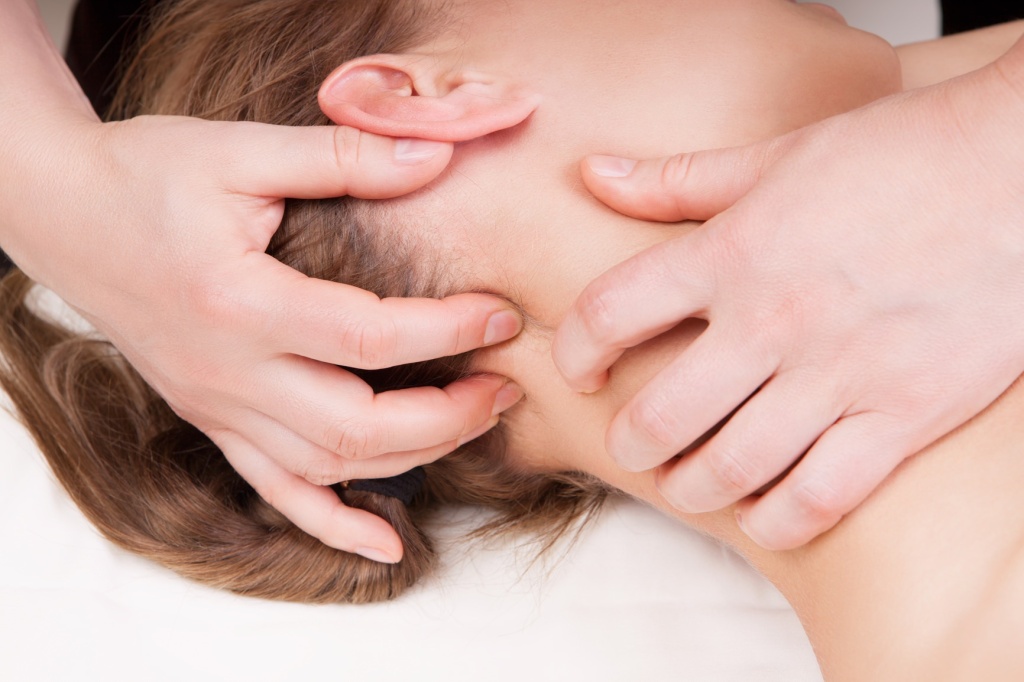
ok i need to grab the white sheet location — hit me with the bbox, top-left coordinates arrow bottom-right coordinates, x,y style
0,399 -> 822,681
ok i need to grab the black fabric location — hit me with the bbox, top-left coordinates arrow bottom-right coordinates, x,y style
348,468 -> 427,506
941,0 -> 1024,34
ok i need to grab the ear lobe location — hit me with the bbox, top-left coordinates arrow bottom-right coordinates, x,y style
319,56 -> 540,142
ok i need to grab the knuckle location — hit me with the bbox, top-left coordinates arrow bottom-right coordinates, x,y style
630,398 -> 681,451
790,476 -> 844,521
331,126 -> 361,171
326,420 -> 383,461
660,152 -> 695,193
704,445 -> 759,495
338,316 -> 398,370
257,483 -> 283,512
185,270 -> 243,324
577,286 -> 621,344
298,458 -> 347,487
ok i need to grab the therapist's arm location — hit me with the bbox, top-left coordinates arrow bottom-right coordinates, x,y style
554,33 -> 1024,550
0,0 -> 522,563
898,19 -> 1024,89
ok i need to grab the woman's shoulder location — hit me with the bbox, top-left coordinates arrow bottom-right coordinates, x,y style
896,20 -> 1024,89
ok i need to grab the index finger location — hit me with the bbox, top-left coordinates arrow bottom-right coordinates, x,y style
552,230 -> 715,392
254,361 -> 520,460
249,260 -> 523,369
216,121 -> 454,200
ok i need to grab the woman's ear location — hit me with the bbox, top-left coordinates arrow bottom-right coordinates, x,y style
318,54 -> 540,142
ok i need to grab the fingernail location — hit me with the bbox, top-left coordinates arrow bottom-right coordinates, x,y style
458,415 -> 501,447
587,155 -> 637,178
484,310 -> 522,346
355,547 -> 399,564
394,138 -> 447,164
491,382 -> 524,416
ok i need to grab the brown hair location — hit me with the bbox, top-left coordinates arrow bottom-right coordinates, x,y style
0,0 -> 606,604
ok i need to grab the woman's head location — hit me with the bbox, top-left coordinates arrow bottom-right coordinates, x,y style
309,0 -> 902,506
0,0 -> 902,602
0,0 -> 607,605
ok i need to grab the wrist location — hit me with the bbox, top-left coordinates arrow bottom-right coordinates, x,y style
0,115 -> 106,285
937,37 -> 1024,162
0,0 -> 106,279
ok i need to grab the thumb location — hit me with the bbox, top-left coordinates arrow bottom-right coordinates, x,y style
216,120 -> 455,200
581,136 -> 788,222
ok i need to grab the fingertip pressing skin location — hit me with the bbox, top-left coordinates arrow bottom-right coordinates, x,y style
581,138 -> 783,224
484,309 -> 523,346
259,277 -> 523,370
439,293 -> 524,350
377,292 -> 524,365
581,154 -> 684,223
490,381 -> 525,416
585,155 -> 638,179
551,333 -> 612,394
581,153 -> 718,223
549,307 -> 613,393
551,229 -> 715,396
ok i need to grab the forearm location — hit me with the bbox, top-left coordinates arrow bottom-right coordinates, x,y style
0,0 -> 101,281
0,0 -> 95,120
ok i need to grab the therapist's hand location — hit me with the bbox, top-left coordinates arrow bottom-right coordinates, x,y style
554,43 -> 1024,550
5,115 -> 523,564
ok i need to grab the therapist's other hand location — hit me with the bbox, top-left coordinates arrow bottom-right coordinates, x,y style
555,47 -> 1024,550
9,115 -> 522,564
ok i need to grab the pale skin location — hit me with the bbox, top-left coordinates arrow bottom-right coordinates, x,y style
552,4 -> 1024,551
317,1 -> 1024,676
0,0 -> 527,564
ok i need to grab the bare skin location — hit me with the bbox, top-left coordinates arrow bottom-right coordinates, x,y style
318,2 -> 1024,675
553,10 -> 1024,551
